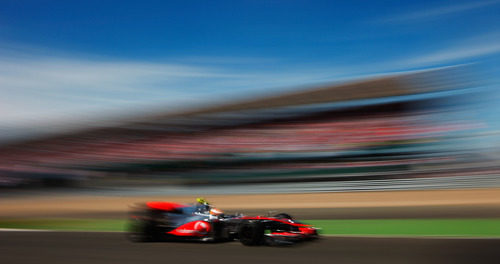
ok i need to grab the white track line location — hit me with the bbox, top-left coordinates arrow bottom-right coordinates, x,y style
0,228 -> 50,232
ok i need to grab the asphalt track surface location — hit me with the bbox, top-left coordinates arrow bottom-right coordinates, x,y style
1,231 -> 499,264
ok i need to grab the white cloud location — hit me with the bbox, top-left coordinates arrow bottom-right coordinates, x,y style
172,55 -> 280,65
0,53 -> 243,132
403,33 -> 500,66
380,0 -> 500,23
0,48 -> 354,139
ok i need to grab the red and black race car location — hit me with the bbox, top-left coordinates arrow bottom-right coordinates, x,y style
127,198 -> 319,246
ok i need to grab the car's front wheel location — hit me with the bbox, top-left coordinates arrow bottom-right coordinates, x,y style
238,221 -> 264,246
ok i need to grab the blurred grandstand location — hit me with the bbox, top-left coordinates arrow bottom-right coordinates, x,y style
0,67 -> 498,187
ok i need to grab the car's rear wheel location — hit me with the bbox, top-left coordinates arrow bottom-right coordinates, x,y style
238,221 -> 264,246
127,216 -> 161,242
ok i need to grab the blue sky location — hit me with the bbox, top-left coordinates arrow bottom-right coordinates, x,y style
1,0 -> 500,138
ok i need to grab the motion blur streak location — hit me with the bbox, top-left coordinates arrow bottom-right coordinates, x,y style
1,2 -> 500,264
0,66 -> 498,188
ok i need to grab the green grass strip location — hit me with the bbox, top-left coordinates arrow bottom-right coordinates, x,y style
0,219 -> 126,232
1,218 -> 500,237
305,219 -> 500,237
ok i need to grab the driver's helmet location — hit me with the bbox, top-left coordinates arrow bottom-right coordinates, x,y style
196,197 -> 209,205
196,197 -> 211,213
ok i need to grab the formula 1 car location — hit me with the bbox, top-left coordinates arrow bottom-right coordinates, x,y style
127,198 -> 318,246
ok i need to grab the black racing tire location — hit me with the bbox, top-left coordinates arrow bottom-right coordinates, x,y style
127,218 -> 160,242
274,213 -> 293,220
238,221 -> 264,246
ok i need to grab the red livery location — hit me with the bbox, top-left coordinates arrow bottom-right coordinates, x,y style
127,198 -> 319,246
